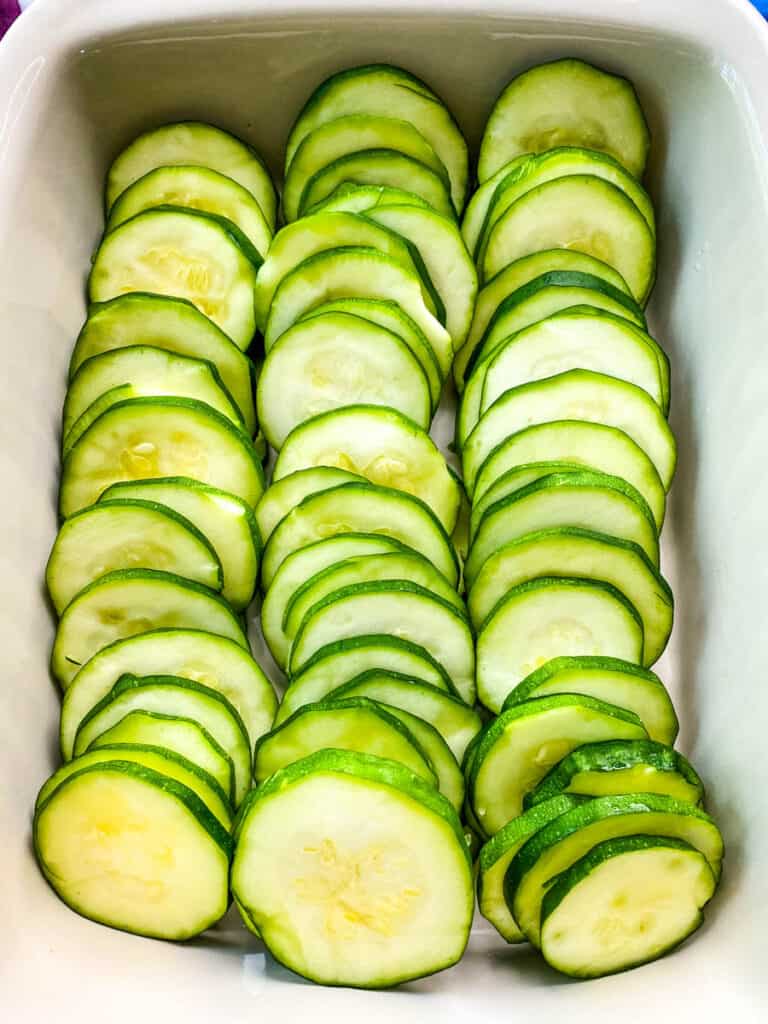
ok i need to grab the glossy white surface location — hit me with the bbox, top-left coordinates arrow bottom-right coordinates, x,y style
1,0 -> 768,1019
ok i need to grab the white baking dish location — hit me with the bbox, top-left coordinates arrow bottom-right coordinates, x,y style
2,0 -> 768,1019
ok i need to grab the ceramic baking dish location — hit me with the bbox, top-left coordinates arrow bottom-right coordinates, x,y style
1,0 -> 767,1019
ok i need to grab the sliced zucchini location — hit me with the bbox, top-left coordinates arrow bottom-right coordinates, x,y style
469,462 -> 583,538
106,120 -> 276,227
34,762 -> 231,940
51,569 -> 248,689
468,528 -> 673,667
311,182 -> 432,215
107,164 -> 272,258
327,671 -> 481,763
482,176 -> 655,303
273,405 -> 460,533
276,634 -> 455,725
59,397 -> 264,517
462,369 -> 676,496
73,673 -> 251,805
60,627 -> 275,760
87,710 -> 234,801
454,250 -> 635,391
527,739 -> 703,808
63,346 -> 244,450
465,471 -> 659,588
89,207 -> 261,349
478,59 -> 650,180
468,694 -> 648,834
253,211 -> 426,328
36,743 -> 232,828
46,499 -> 222,614
476,577 -> 644,713
261,482 -> 458,589
477,794 -> 583,943
257,313 -> 432,447
264,246 -> 452,378
256,467 -> 362,547
472,421 -> 666,530
288,580 -> 475,703
507,794 -> 724,947
284,114 -> 449,221
302,298 -> 442,409
69,294 -> 256,434
99,477 -> 261,611
254,696 -> 437,785
285,65 -> 469,212
540,835 -> 716,978
364,204 -> 477,349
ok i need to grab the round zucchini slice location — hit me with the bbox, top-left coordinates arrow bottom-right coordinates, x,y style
469,462 -> 584,538
285,64 -> 469,212
255,467 -> 363,547
60,627 -> 275,760
34,762 -> 231,940
478,58 -> 650,180
69,293 -> 257,434
273,405 -> 460,533
540,836 -> 716,978
89,207 -> 261,349
46,499 -> 222,614
106,120 -> 276,227
476,577 -> 644,713
59,397 -> 264,517
231,748 -> 473,987
51,569 -> 248,689
309,182 -> 431,215
257,313 -> 432,447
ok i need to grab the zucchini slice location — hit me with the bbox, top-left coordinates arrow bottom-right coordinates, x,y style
376,703 -> 464,811
34,761 -> 232,939
60,627 -> 275,760
478,59 -> 650,180
59,396 -> 264,517
46,499 -> 222,614
231,748 -> 473,987
264,246 -> 452,378
478,794 -> 583,943
255,466 -> 362,547
273,405 -> 460,533
507,794 -> 723,947
473,421 -> 666,530
276,635 -> 456,725
540,836 -> 716,978
502,655 -> 677,746
100,477 -> 261,611
365,204 -> 477,349
89,207 -> 261,349
36,743 -> 232,828
70,294 -> 257,434
476,577 -> 644,713
462,369 -> 676,496
261,481 -> 458,589
87,711 -> 234,801
254,696 -> 437,785
107,164 -> 272,258
63,346 -> 244,448
51,569 -> 248,689
327,671 -> 481,763
285,64 -> 469,212
526,739 -> 703,807
468,528 -> 673,668
309,182 -> 431,215
465,471 -> 659,586
482,176 -> 655,303
288,580 -> 475,704
257,313 -> 432,447
73,673 -> 251,805
253,211 -> 426,328
469,462 -> 583,538
106,120 -> 276,227
284,114 -> 449,221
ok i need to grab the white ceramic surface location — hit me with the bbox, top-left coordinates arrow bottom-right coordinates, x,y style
2,0 -> 768,1019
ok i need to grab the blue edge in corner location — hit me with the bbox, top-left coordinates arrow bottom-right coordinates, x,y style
753,0 -> 768,14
